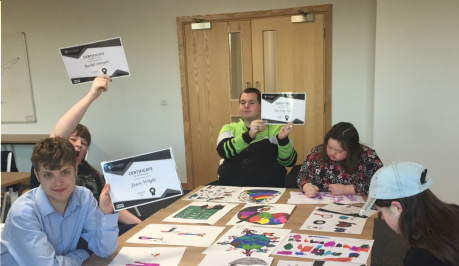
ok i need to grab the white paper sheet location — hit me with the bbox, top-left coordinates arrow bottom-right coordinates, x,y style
300,207 -> 368,234
101,148 -> 183,211
288,192 -> 365,205
60,37 -> 130,84
273,234 -> 373,264
199,254 -> 274,266
318,203 -> 378,218
126,224 -> 225,247
184,185 -> 242,202
108,247 -> 186,266
277,261 -> 313,266
277,261 -> 366,266
261,93 -> 306,125
203,224 -> 291,258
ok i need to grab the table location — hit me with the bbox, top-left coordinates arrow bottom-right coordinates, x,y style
84,187 -> 376,266
1,134 -> 48,144
1,172 -> 30,188
1,172 -> 30,222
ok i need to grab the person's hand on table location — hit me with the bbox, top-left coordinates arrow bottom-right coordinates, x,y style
328,183 -> 355,195
303,183 -> 319,198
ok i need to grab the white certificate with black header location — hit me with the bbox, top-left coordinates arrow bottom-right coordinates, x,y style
261,93 -> 306,124
101,148 -> 183,211
60,37 -> 130,84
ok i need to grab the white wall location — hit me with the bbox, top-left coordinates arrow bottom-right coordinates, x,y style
1,0 -> 377,185
374,0 -> 459,203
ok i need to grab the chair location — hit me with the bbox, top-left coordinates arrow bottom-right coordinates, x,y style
1,151 -> 18,172
285,165 -> 302,188
1,151 -> 19,222
133,206 -> 141,217
205,159 -> 224,186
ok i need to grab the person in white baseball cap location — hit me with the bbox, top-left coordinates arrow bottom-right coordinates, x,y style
360,162 -> 459,266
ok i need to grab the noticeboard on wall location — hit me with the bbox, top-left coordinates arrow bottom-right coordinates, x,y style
1,32 -> 37,123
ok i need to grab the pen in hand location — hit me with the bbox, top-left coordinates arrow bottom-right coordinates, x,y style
310,182 -> 321,198
316,192 -> 322,199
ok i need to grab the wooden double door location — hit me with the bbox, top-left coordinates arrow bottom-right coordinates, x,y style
177,5 -> 332,189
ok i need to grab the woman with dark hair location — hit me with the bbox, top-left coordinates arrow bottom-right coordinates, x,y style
360,162 -> 459,265
30,75 -> 142,232
297,122 -> 383,197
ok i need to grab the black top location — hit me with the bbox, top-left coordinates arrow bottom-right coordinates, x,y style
217,138 -> 291,187
30,161 -> 104,202
404,247 -> 451,266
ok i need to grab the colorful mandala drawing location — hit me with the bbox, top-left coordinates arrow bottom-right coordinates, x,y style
239,189 -> 281,203
237,205 -> 290,225
217,228 -> 279,256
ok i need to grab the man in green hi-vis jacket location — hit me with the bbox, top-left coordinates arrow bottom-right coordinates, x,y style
216,88 -> 297,187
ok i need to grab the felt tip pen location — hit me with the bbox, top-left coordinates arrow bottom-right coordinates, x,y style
310,182 -> 318,190
309,182 -> 322,199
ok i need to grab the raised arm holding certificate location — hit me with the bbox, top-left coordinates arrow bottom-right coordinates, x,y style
60,37 -> 130,84
261,93 -> 306,125
101,148 -> 183,211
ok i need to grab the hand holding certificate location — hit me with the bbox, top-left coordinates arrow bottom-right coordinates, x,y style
261,93 -> 306,125
60,37 -> 130,84
101,147 -> 183,211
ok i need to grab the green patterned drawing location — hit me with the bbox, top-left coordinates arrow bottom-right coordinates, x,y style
173,204 -> 225,220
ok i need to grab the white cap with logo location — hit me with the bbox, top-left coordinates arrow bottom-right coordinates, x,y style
360,162 -> 433,216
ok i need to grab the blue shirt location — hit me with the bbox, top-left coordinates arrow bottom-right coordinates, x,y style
0,186 -> 119,265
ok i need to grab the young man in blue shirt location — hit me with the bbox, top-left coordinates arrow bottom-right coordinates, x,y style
1,137 -> 119,265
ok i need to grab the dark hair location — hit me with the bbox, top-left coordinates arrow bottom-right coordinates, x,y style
74,124 -> 91,147
73,124 -> 105,186
81,160 -> 106,187
375,190 -> 459,265
31,137 -> 76,171
319,122 -> 362,174
239,88 -> 261,104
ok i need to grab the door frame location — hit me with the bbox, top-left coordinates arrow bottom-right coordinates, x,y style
176,5 -> 332,190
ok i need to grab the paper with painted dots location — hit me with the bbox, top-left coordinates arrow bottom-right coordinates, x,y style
300,207 -> 367,234
273,234 -> 373,264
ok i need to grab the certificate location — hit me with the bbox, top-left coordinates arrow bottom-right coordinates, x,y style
101,148 -> 183,211
60,37 -> 130,84
261,93 -> 306,124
